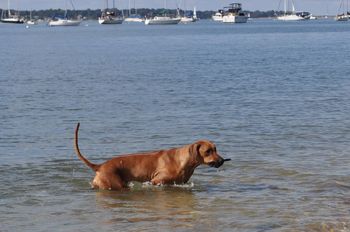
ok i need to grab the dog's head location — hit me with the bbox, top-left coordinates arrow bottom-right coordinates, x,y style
190,140 -> 225,168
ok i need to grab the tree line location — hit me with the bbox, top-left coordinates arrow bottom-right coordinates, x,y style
0,8 -> 284,20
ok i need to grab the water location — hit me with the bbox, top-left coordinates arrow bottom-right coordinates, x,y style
1,19 -> 350,231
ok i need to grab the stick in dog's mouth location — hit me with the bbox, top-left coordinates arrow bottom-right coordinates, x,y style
223,158 -> 231,162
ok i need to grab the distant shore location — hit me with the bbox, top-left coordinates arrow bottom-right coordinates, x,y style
0,8 -> 312,20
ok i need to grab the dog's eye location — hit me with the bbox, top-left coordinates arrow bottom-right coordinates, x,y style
205,149 -> 212,156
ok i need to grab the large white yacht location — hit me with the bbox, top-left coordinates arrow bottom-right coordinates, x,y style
222,3 -> 249,23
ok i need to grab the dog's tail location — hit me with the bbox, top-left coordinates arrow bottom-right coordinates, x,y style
74,123 -> 99,172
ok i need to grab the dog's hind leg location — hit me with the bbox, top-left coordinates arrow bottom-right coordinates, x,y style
93,172 -> 125,190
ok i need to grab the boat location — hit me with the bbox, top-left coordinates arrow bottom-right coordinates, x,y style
180,7 -> 197,23
145,16 -> 181,25
335,0 -> 349,21
48,18 -> 82,26
145,0 -> 180,25
99,11 -> 123,24
222,3 -> 249,23
212,10 -> 224,21
48,0 -> 82,26
124,0 -> 144,22
296,11 -> 312,20
277,0 -> 304,21
26,11 -> 38,25
0,0 -> 24,24
124,14 -> 143,22
99,0 -> 123,24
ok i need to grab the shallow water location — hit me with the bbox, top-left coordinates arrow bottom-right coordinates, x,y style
1,19 -> 350,231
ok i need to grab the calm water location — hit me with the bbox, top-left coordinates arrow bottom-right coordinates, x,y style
1,19 -> 350,231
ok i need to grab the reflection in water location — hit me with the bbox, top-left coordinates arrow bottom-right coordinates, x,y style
95,186 -> 200,230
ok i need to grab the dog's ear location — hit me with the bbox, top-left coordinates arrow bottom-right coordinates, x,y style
189,142 -> 202,164
189,142 -> 200,157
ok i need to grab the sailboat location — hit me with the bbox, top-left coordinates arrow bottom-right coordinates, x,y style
1,0 -> 24,24
335,0 -> 349,21
124,0 -> 143,22
179,0 -> 197,23
48,0 -> 82,26
26,10 -> 38,25
145,0 -> 181,25
99,0 -> 123,24
277,0 -> 304,21
180,7 -> 197,23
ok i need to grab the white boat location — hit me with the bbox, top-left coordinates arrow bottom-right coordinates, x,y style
277,0 -> 304,21
222,3 -> 249,23
1,0 -> 24,24
212,11 -> 223,21
26,19 -> 38,25
335,0 -> 349,21
145,0 -> 180,25
26,11 -> 38,25
124,14 -> 144,22
99,0 -> 123,24
335,14 -> 349,21
124,0 -> 144,22
99,11 -> 123,24
48,0 -> 81,26
180,7 -> 197,23
145,16 -> 181,25
48,18 -> 82,26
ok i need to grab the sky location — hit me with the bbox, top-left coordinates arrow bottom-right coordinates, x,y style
0,0 -> 342,15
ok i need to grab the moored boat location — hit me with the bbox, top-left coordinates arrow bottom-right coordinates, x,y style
145,16 -> 180,25
335,0 -> 349,21
48,0 -> 81,26
48,18 -> 82,26
98,0 -> 123,24
222,3 -> 248,23
277,0 -> 305,21
1,0 -> 24,24
180,7 -> 197,23
212,10 -> 224,21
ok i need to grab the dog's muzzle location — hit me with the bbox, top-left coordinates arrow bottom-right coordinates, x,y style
209,158 -> 231,168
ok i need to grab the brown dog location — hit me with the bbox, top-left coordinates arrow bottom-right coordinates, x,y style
74,123 -> 229,190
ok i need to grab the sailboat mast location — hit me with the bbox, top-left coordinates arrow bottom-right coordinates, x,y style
64,0 -> 67,18
291,0 -> 296,13
8,0 -> 11,16
284,0 -> 287,15
134,0 -> 137,15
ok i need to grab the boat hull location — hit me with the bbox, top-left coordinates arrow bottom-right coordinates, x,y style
124,18 -> 144,23
277,15 -> 304,21
145,17 -> 180,25
180,17 -> 196,23
99,17 -> 123,24
212,15 -> 223,21
1,18 -> 24,24
48,19 -> 82,26
222,15 -> 248,23
335,15 -> 349,21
